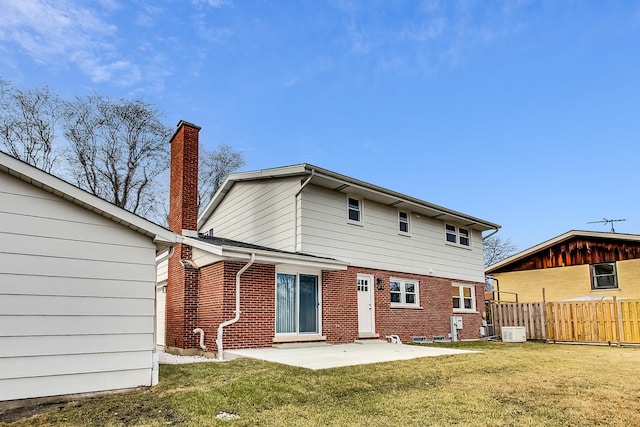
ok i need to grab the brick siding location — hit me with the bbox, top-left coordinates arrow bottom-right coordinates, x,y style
166,121 -> 201,349
184,262 -> 483,351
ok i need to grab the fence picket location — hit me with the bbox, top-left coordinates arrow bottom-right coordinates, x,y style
489,299 -> 640,345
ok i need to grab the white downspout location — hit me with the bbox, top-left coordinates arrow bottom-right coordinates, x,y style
293,169 -> 314,252
152,246 -> 175,386
216,253 -> 256,361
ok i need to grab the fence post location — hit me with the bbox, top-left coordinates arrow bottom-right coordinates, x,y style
613,296 -> 622,347
540,302 -> 548,340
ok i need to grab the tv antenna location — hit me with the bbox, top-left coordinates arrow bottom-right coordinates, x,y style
587,218 -> 626,233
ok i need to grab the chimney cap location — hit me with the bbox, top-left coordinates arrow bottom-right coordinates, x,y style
176,120 -> 201,130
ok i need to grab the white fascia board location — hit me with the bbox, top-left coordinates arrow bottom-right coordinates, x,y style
180,236 -> 224,256
308,167 -> 500,232
0,151 -> 178,248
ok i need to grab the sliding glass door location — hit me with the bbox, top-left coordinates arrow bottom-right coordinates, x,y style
276,273 -> 319,335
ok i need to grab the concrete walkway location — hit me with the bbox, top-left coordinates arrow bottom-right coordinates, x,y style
225,341 -> 478,370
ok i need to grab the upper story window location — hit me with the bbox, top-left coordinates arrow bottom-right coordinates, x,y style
398,211 -> 410,234
347,196 -> 362,223
459,228 -> 470,246
445,224 -> 470,247
390,278 -> 420,308
452,284 -> 476,312
445,224 -> 457,243
591,263 -> 617,290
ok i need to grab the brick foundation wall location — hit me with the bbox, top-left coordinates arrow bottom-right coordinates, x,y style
335,266 -> 484,342
166,245 -> 201,349
194,263 -> 483,350
322,269 -> 359,343
196,261 -> 277,351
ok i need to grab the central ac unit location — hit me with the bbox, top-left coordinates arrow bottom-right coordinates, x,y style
501,326 -> 526,343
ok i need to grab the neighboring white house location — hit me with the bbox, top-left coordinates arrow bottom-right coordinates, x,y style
0,151 -> 177,402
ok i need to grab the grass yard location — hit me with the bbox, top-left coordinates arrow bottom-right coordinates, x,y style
2,341 -> 639,426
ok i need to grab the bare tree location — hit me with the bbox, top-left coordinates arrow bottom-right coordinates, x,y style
483,235 -> 518,268
0,79 -> 61,172
62,94 -> 172,219
198,144 -> 245,212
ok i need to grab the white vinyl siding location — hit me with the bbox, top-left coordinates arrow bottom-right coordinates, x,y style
299,185 -> 485,282
0,173 -> 157,401
199,177 -> 300,250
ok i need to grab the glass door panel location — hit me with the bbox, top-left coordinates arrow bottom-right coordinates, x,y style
299,274 -> 318,334
276,273 -> 296,333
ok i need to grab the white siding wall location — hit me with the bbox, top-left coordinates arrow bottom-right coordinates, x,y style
0,173 -> 157,401
156,260 -> 168,348
200,177 -> 300,250
299,185 -> 485,282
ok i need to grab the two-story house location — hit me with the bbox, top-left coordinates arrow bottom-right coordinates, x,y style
163,121 -> 500,357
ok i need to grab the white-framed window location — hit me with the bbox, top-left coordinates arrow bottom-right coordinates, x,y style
452,284 -> 476,312
591,263 -> 618,290
459,228 -> 470,246
398,210 -> 410,234
390,278 -> 420,307
445,224 -> 457,243
347,196 -> 362,223
445,224 -> 471,247
275,268 -> 321,335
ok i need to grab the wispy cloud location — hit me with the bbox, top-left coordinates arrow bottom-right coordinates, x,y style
191,0 -> 230,8
0,0 -> 141,85
336,0 -> 528,76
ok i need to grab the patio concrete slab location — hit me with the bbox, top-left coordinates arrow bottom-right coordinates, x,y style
225,341 -> 478,370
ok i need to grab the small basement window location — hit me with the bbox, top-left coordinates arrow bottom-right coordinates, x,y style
591,263 -> 618,289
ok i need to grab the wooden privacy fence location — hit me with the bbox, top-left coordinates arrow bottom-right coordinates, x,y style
490,302 -> 546,340
489,297 -> 640,345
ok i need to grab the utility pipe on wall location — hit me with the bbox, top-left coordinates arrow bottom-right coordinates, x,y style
216,253 -> 256,361
193,328 -> 207,351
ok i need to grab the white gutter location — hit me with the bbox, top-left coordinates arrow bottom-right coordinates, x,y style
482,228 -> 500,240
216,253 -> 256,361
152,246 -> 174,386
293,169 -> 314,251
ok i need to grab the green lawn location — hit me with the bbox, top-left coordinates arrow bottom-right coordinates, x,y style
2,341 -> 640,426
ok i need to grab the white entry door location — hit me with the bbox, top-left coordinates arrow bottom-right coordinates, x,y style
357,274 -> 375,335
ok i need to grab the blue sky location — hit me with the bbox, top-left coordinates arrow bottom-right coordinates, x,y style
1,0 -> 639,250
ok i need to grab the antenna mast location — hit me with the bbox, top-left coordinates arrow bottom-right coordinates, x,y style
587,218 -> 626,233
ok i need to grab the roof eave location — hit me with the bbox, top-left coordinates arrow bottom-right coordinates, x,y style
1,151 -> 178,250
197,162 -> 499,232
485,229 -> 640,274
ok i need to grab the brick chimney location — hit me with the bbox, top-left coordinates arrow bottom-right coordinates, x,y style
166,120 -> 201,351
169,120 -> 200,235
